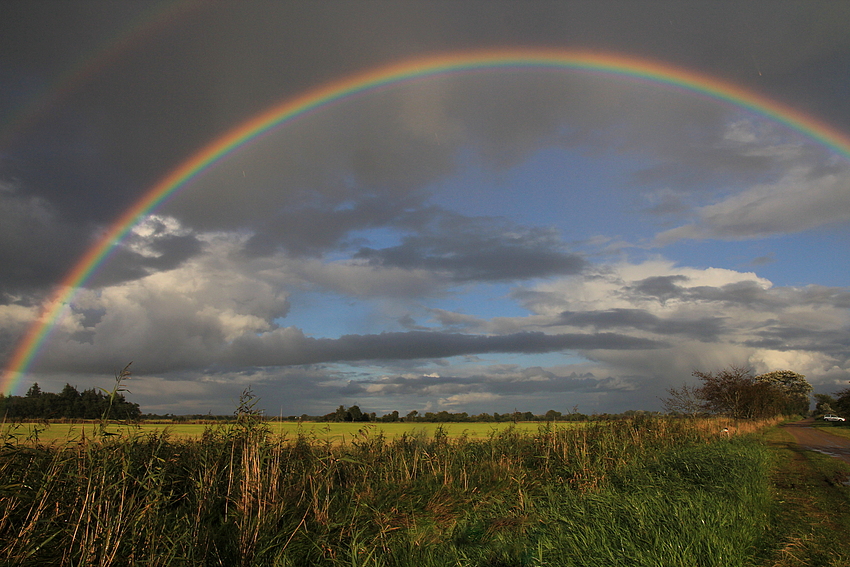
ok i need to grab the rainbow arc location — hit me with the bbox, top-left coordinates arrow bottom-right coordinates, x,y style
4,49 -> 850,394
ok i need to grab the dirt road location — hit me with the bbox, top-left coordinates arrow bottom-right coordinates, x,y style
782,418 -> 850,464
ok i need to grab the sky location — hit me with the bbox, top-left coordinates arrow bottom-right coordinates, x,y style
1,1 -> 849,416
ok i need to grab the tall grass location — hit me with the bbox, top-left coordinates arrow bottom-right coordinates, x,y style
0,416 -> 775,566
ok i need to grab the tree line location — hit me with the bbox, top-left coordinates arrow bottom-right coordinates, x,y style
145,408 -> 649,423
0,383 -> 141,421
662,367 -> 814,419
311,405 -> 596,423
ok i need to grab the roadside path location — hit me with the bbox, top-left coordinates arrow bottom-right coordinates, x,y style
782,418 -> 850,464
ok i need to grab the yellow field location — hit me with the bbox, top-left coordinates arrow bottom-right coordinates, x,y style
3,420 -> 579,445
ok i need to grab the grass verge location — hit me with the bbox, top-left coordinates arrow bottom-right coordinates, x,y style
756,425 -> 850,566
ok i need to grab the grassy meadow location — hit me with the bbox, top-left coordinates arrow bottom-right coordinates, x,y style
0,415 -> 795,566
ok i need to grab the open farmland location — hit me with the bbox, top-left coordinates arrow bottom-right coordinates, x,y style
0,415 -> 806,566
5,420 -> 574,445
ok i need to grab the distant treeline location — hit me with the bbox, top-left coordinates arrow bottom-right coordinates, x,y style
3,385 -> 652,423
143,405 -> 659,423
311,405 -> 600,423
0,383 -> 141,420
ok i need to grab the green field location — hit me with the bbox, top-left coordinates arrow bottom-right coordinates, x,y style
5,419 -> 570,445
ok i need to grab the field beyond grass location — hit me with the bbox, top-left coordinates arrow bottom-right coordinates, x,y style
2,419 -> 569,445
1,416 -> 782,566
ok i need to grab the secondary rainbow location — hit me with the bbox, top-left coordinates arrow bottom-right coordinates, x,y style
0,0 -> 203,151
4,48 -> 850,394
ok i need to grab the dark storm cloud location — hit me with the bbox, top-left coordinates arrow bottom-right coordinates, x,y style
628,276 -> 691,303
339,368 -> 631,398
4,2 -> 848,230
0,184 -> 91,297
1,2 -> 847,300
86,234 -> 204,288
797,286 -> 850,309
354,212 -> 586,282
243,192 -> 427,258
630,149 -> 775,189
682,282 -> 786,308
556,309 -> 726,342
427,308 -> 481,330
625,276 -> 778,309
152,93 -> 457,242
5,1 -> 850,179
744,325 -> 850,355
226,328 -> 666,368
625,278 -> 850,312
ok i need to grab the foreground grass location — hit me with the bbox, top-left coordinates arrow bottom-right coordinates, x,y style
757,425 -> 850,566
1,417 -> 777,566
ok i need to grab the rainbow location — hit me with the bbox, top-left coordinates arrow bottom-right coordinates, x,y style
4,48 -> 850,394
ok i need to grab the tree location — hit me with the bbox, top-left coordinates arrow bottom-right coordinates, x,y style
693,366 -> 770,419
664,366 -> 810,420
59,384 -> 81,418
754,370 -> 812,415
661,383 -> 703,417
814,393 -> 836,415
80,388 -> 103,419
834,387 -> 850,417
347,405 -> 364,422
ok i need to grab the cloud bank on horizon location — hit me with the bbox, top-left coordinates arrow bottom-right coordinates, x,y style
1,1 -> 849,415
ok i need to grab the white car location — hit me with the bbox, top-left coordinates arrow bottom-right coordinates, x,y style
822,414 -> 846,422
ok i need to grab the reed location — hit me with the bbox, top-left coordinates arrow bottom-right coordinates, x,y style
0,416 -> 777,566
